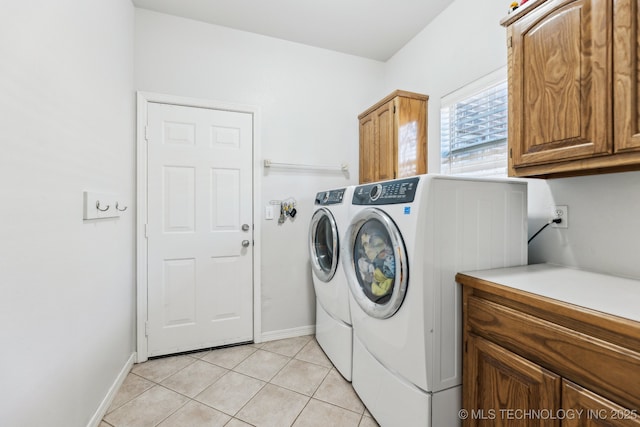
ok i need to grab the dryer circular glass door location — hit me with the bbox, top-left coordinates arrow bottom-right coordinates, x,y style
343,208 -> 408,319
309,208 -> 339,282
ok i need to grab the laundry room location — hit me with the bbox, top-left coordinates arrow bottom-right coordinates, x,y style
2,0 -> 640,426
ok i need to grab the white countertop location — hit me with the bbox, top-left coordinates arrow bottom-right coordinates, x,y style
459,263 -> 640,323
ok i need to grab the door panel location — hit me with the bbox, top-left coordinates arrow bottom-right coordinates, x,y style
464,333 -> 561,427
163,166 -> 195,232
147,102 -> 253,357
614,0 -> 640,152
162,258 -> 196,327
511,0 -> 612,166
359,115 -> 376,183
375,102 -> 396,181
211,168 -> 240,230
563,380 -> 640,427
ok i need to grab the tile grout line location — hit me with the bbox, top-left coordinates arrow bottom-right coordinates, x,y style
105,336 -> 364,426
285,348 -> 339,425
226,337 -> 317,426
151,393 -> 192,427
103,372 -> 154,415
190,370 -> 266,418
229,349 -> 298,424
224,373 -> 268,419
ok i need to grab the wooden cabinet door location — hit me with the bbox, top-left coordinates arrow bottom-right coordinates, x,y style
374,101 -> 396,181
563,380 -> 640,426
359,100 -> 396,183
614,0 -> 640,152
358,91 -> 428,183
464,334 -> 561,427
396,96 -> 427,178
509,0 -> 612,168
359,113 -> 376,184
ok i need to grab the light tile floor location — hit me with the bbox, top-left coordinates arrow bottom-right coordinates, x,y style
101,335 -> 379,427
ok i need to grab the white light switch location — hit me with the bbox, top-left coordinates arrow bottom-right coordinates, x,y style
265,205 -> 274,220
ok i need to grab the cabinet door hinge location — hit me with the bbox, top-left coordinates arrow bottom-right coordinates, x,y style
145,321 -> 149,337
464,340 -> 468,353
144,125 -> 149,141
144,224 -> 149,239
509,148 -> 513,159
507,36 -> 513,48
393,105 -> 396,114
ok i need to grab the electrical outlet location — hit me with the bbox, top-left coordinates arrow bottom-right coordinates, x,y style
552,205 -> 568,228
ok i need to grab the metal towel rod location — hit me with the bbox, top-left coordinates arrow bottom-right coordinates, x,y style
263,159 -> 348,172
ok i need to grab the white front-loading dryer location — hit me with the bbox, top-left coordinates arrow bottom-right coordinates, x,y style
309,186 -> 354,380
342,175 -> 528,426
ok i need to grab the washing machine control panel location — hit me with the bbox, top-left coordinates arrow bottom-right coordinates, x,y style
352,177 -> 419,205
314,188 -> 347,205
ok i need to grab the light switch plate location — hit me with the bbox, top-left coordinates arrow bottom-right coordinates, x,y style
265,205 -> 274,220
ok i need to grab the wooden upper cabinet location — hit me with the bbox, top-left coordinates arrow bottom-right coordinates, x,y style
373,100 -> 396,182
502,0 -> 640,177
359,112 -> 376,184
510,0 -> 612,166
358,90 -> 428,184
614,0 -> 640,152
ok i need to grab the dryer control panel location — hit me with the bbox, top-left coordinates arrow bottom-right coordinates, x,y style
352,177 -> 419,205
315,188 -> 347,205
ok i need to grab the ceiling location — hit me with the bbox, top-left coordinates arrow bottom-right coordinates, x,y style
132,0 -> 454,61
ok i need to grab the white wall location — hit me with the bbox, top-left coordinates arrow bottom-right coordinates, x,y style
2,4 -> 636,424
134,9 -> 384,335
384,0 -> 640,280
0,1 -> 135,426
527,172 -> 640,279
384,0 -> 509,173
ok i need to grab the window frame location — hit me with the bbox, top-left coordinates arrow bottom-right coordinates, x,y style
440,67 -> 508,177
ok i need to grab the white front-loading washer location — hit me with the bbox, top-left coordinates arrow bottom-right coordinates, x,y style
342,175 -> 528,426
309,186 -> 354,380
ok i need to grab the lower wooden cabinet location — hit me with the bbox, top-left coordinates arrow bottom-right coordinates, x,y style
458,271 -> 640,427
465,334 -> 561,426
563,381 -> 640,427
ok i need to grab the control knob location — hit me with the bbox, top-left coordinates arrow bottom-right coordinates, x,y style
370,184 -> 382,201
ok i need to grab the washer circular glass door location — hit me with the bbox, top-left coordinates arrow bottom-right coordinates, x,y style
309,208 -> 339,282
343,208 -> 408,319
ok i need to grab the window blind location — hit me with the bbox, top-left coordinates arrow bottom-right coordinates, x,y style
440,70 -> 508,177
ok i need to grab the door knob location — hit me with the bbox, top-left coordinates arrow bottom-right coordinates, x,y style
242,240 -> 250,247
242,224 -> 250,231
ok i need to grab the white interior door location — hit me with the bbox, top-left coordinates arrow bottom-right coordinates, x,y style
146,102 -> 253,357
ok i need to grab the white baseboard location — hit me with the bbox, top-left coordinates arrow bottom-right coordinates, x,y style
259,325 -> 316,343
87,352 -> 136,427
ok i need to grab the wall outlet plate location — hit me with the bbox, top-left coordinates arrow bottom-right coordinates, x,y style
552,205 -> 568,228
